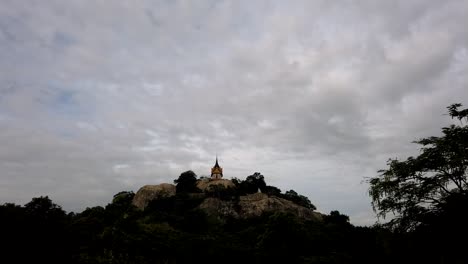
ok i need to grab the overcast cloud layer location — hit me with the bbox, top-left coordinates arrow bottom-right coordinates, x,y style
1,0 -> 468,225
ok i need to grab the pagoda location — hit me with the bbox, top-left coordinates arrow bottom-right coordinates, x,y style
211,156 -> 223,180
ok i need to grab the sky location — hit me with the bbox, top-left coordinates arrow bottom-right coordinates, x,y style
1,0 -> 467,226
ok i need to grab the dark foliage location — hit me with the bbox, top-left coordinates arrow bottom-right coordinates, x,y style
0,196 -> 71,263
174,170 -> 201,193
368,103 -> 468,263
283,190 -> 317,210
0,190 -> 462,264
0,188 -> 382,264
369,103 -> 468,230
232,173 -> 316,210
234,172 -> 267,195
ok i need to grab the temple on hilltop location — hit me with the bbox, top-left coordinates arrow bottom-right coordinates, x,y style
211,156 -> 223,180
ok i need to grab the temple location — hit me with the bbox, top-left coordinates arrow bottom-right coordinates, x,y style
211,156 -> 223,179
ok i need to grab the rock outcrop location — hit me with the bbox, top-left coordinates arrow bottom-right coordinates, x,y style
133,180 -> 323,221
198,192 -> 323,221
196,178 -> 235,192
198,197 -> 240,218
132,183 -> 176,209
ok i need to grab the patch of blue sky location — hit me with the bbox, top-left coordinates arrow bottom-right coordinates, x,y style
39,84 -> 98,140
44,85 -> 95,121
52,31 -> 76,48
0,85 -> 18,120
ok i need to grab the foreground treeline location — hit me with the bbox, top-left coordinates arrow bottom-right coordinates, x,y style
2,188 -> 465,264
0,192 -> 392,264
1,172 -> 372,264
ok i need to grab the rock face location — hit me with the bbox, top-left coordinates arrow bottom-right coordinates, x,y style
198,197 -> 240,218
132,183 -> 176,209
198,193 -> 323,221
239,193 -> 322,220
196,178 -> 235,192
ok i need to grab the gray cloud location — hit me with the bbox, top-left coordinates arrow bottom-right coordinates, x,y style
0,0 -> 467,225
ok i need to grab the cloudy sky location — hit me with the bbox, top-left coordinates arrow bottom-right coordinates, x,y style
1,0 -> 467,225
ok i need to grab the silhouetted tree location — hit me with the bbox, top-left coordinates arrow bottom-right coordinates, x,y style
112,191 -> 135,204
263,185 -> 281,196
174,170 -> 200,193
237,172 -> 267,194
24,196 -> 67,221
369,103 -> 468,231
325,210 -> 350,225
368,103 -> 468,264
22,196 -> 71,262
105,191 -> 137,224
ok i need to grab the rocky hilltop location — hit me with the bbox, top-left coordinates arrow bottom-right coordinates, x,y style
132,183 -> 176,209
196,178 -> 235,191
132,179 -> 323,221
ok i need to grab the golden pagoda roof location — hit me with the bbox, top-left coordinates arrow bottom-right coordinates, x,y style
211,157 -> 223,175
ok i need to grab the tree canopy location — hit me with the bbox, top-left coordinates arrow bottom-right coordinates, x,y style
174,170 -> 200,193
284,190 -> 317,210
369,103 -> 468,231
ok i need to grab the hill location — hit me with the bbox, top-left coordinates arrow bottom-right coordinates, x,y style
132,179 -> 323,221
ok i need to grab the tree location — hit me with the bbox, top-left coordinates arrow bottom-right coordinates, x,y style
263,185 -> 282,196
112,191 -> 135,205
369,103 -> 468,231
284,190 -> 317,210
325,210 -> 350,226
174,170 -> 200,193
105,191 -> 137,222
241,172 -> 267,194
24,196 -> 67,221
22,196 -> 70,262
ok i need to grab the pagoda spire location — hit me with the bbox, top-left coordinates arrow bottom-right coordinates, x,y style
211,155 -> 223,179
